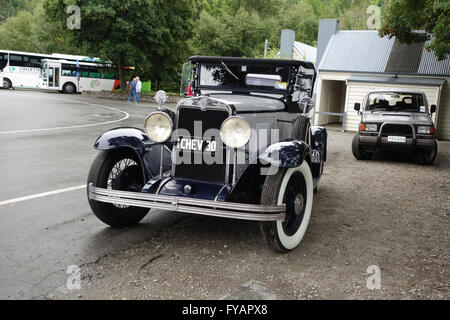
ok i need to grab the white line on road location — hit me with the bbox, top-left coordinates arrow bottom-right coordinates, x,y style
0,100 -> 129,134
0,185 -> 86,206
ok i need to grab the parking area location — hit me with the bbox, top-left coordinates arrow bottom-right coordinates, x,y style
0,90 -> 448,300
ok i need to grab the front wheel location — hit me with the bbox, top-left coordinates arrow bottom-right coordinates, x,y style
414,141 -> 437,165
352,135 -> 373,160
3,78 -> 12,89
260,162 -> 314,253
87,150 -> 149,228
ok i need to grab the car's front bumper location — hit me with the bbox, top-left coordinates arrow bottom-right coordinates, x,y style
88,184 -> 286,222
359,135 -> 435,150
358,123 -> 436,150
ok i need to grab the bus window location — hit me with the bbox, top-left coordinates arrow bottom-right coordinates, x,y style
27,57 -> 42,68
89,66 -> 100,78
62,64 -> 77,77
101,73 -> 115,79
49,68 -> 54,86
0,53 -> 8,69
81,66 -> 89,78
9,54 -> 23,66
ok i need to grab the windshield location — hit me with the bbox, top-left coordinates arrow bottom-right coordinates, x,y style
366,92 -> 426,113
199,63 -> 291,93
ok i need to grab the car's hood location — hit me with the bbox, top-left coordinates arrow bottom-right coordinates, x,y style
208,94 -> 285,112
363,112 -> 433,125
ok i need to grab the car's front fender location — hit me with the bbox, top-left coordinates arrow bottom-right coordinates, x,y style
259,140 -> 310,168
94,127 -> 152,153
94,127 -> 170,181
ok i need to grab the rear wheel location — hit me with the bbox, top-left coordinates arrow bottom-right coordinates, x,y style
63,83 -> 76,94
260,162 -> 314,253
87,150 -> 149,228
3,78 -> 12,89
414,141 -> 437,165
352,135 -> 373,160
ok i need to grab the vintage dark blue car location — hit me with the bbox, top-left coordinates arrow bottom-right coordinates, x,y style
87,56 -> 327,252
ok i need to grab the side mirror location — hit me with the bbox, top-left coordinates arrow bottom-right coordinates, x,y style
430,104 -> 436,114
299,97 -> 315,114
155,90 -> 168,108
354,103 -> 361,112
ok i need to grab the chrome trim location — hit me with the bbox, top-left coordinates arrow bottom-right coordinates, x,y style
156,176 -> 172,195
159,144 -> 164,178
145,111 -> 174,143
378,122 -> 416,139
214,184 -> 229,201
88,184 -> 285,222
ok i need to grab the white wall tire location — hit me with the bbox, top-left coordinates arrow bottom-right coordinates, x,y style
260,162 -> 314,253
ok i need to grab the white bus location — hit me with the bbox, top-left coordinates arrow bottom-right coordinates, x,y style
39,59 -> 120,93
0,50 -> 101,90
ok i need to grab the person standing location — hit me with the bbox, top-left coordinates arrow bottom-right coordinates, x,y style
128,77 -> 137,103
135,77 -> 142,103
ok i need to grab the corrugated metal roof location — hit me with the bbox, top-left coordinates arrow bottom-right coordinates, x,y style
347,75 -> 446,87
319,30 -> 450,76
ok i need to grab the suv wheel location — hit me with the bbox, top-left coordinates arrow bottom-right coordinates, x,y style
352,135 -> 373,160
414,141 -> 437,165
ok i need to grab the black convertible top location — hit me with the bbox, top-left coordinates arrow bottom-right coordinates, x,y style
189,56 -> 314,68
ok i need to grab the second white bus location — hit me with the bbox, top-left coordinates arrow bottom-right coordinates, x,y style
39,59 -> 120,93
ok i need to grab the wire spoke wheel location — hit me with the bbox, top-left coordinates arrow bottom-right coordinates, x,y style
87,151 -> 149,228
107,158 -> 141,209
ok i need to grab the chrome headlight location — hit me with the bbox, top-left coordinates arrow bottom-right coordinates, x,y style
220,116 -> 251,148
365,124 -> 378,132
417,126 -> 431,134
145,111 -> 173,142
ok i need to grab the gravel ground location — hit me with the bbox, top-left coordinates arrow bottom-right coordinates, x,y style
51,130 -> 449,300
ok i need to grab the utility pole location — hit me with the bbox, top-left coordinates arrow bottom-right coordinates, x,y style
264,39 -> 269,58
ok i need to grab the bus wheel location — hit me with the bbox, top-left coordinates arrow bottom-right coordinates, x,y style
3,78 -> 12,89
63,83 -> 76,94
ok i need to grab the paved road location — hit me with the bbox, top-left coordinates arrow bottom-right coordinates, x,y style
1,90 -> 448,300
0,89 -> 183,299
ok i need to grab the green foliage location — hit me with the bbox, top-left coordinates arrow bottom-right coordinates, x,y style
380,0 -> 449,60
0,0 -> 40,22
190,8 -> 277,57
8,0 -> 442,91
0,2 -> 79,54
44,0 -> 194,89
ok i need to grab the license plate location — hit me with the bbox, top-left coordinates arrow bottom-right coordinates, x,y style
178,138 -> 216,152
387,136 -> 406,143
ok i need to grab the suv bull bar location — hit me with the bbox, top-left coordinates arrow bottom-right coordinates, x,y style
359,122 -> 435,149
88,184 -> 286,222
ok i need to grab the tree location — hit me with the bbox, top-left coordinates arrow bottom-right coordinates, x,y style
380,0 -> 449,60
190,7 -> 277,57
0,2 -> 83,55
44,0 -> 194,90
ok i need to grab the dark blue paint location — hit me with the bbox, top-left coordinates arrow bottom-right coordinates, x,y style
158,178 -> 227,201
259,140 -> 310,168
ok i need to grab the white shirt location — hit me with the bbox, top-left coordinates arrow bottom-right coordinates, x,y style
136,81 -> 142,92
